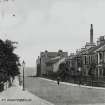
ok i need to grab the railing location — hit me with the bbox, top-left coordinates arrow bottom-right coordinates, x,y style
0,82 -> 4,92
42,73 -> 105,88
0,80 -> 14,92
65,75 -> 105,87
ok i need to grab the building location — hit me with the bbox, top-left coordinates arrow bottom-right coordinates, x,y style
66,24 -> 105,77
79,25 -> 105,77
36,50 -> 68,76
66,24 -> 96,76
66,53 -> 80,76
36,24 -> 105,78
81,35 -> 105,77
95,38 -> 105,77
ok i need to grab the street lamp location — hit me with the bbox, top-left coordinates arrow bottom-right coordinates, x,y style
22,60 -> 25,91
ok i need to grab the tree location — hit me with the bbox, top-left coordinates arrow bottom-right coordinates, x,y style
88,61 -> 96,76
57,62 -> 70,81
0,39 -> 20,84
88,61 -> 97,86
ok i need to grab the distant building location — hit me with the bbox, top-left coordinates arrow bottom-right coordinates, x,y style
36,50 -> 68,76
66,24 -> 105,77
82,28 -> 105,77
79,25 -> 105,77
66,53 -> 79,76
95,39 -> 105,77
36,24 -> 105,78
66,24 -> 96,76
81,35 -> 105,77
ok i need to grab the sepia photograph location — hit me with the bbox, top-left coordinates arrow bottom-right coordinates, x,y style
0,0 -> 105,105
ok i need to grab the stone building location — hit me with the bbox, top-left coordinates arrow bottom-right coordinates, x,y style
81,36 -> 105,77
79,25 -> 105,77
66,24 -> 96,76
36,24 -> 105,78
95,38 -> 105,77
36,50 -> 68,76
66,53 -> 82,76
66,24 -> 105,77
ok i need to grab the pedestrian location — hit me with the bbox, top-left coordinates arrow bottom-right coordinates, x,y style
79,75 -> 82,85
57,76 -> 60,86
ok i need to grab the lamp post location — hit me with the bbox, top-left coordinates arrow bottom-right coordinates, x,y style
22,60 -> 25,91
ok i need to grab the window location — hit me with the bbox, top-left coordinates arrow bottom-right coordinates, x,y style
99,53 -> 102,60
84,56 -> 86,65
89,56 -> 90,64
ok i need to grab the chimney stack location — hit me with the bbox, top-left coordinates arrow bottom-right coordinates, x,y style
90,24 -> 93,44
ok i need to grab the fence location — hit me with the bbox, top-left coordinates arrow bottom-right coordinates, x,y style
0,80 -> 14,92
0,82 -> 4,92
64,75 -> 105,87
42,73 -> 105,88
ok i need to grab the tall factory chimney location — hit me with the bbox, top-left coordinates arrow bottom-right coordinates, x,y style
85,24 -> 96,49
90,24 -> 93,44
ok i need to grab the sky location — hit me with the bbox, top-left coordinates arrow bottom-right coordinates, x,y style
0,0 -> 105,67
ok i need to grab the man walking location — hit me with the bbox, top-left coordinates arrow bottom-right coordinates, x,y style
57,76 -> 60,86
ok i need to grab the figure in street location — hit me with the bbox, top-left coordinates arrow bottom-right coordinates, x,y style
57,76 -> 60,86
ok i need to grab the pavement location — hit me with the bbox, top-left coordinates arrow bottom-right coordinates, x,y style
0,85 -> 54,105
1,77 -> 105,105
40,77 -> 105,90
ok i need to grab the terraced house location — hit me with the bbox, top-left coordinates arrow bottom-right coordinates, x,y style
81,36 -> 105,77
36,24 -> 105,78
67,24 -> 105,78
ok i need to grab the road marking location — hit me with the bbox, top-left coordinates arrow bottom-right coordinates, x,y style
39,77 -> 105,90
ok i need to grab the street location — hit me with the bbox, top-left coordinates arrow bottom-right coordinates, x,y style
25,77 -> 105,105
0,85 -> 54,105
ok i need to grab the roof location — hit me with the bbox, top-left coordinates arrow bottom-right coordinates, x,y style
46,56 -> 60,64
41,51 -> 68,58
92,42 -> 105,53
74,48 -> 88,56
95,44 -> 105,52
81,42 -> 105,55
46,52 -> 58,58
